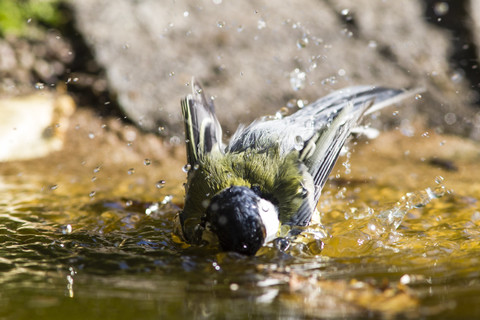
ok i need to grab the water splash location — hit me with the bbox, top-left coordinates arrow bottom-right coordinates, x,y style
319,177 -> 449,258
289,68 -> 306,91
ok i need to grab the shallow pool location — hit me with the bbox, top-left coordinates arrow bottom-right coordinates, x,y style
1,125 -> 479,319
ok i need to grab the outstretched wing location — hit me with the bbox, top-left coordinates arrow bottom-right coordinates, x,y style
289,87 -> 422,225
226,86 -> 421,225
228,86 -> 416,155
182,79 -> 224,165
299,87 -> 420,201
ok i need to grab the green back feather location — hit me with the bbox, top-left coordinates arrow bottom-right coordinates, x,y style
181,147 -> 308,241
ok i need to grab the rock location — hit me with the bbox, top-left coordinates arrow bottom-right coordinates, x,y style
0,41 -> 17,71
0,31 -> 74,96
0,92 -> 75,161
70,0 -> 479,137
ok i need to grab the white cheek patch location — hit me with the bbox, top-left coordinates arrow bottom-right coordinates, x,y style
257,198 -> 280,243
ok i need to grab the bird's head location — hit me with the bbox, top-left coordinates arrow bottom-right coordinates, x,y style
205,186 -> 279,255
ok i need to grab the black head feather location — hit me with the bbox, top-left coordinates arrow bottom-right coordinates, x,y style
206,186 -> 265,255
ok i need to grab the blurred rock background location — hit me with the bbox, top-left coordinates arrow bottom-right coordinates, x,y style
1,0 -> 480,142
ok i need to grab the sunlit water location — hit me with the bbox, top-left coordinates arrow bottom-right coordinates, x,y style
1,129 -> 480,319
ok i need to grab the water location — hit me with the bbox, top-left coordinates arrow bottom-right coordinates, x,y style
1,128 -> 480,319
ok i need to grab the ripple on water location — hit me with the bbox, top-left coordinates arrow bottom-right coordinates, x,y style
1,129 -> 480,319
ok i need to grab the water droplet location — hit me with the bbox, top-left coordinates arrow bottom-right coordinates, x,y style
144,159 -> 151,166
296,35 -> 309,48
278,107 -> 289,116
230,283 -> 239,291
168,72 -> 175,77
406,191 -> 430,208
88,132 -> 95,139
321,75 -> 337,85
89,191 -> 96,197
430,185 -> 446,198
289,68 -> 306,91
35,82 -> 45,90
435,175 -> 445,184
212,261 -> 221,271
342,159 -> 351,175
182,164 -> 192,173
257,19 -> 266,30
212,0 -> 222,4
91,176 -> 97,182
451,70 -> 463,83
27,18 -> 32,23
125,200 -> 133,207
368,40 -> 377,48
61,224 -> 72,235
337,69 -> 346,76
217,21 -> 226,28
297,99 -> 306,109
335,187 -> 347,200
377,207 -> 406,230
341,28 -> 353,38
286,99 -> 297,109
294,135 -> 304,151
156,180 -> 166,189
93,166 -> 101,173
237,25 -> 244,32
392,110 -> 399,116
183,11 -> 189,17
400,274 -> 412,285
421,131 -> 430,138
414,93 -> 422,100
433,2 -> 449,16
158,126 -> 165,133
169,136 -> 181,145
444,112 -> 457,125
145,203 -> 159,215
50,184 -> 58,190
161,195 -> 173,205
127,168 -> 135,175
304,118 -> 314,128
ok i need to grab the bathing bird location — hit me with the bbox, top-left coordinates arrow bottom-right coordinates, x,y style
177,80 -> 418,255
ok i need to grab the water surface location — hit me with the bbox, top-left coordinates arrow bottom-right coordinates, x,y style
1,125 -> 479,319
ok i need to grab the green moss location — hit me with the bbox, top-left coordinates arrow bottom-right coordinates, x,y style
0,0 -> 65,37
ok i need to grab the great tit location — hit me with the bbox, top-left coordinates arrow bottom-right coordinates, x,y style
177,80 -> 418,255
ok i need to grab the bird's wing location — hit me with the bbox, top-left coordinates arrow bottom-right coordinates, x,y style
290,87 -> 422,225
227,86 -> 420,225
182,79 -> 224,165
228,86 -> 416,154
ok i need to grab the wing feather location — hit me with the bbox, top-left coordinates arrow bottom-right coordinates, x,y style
181,79 -> 224,165
286,87 -> 422,224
